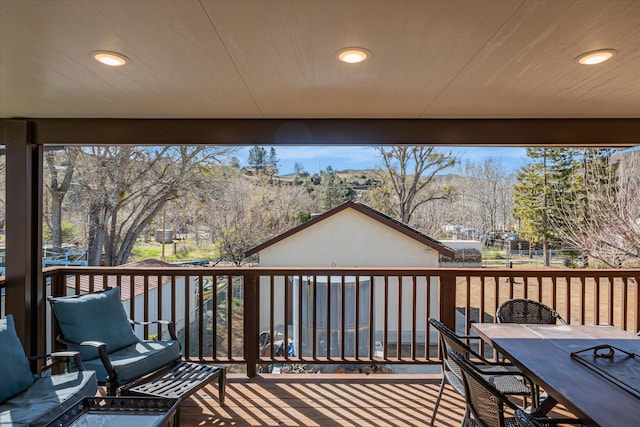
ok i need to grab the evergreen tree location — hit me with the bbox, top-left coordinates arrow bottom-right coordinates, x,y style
267,147 -> 279,175
248,146 -> 267,171
512,148 -> 578,266
229,156 -> 241,169
319,166 -> 353,210
292,162 -> 305,185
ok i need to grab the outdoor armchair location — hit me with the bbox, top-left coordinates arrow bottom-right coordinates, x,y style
48,287 -> 182,395
0,314 -> 98,426
428,318 -> 537,426
448,349 -> 581,427
496,299 -> 566,325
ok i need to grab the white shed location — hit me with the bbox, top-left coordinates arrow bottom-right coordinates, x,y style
245,201 -> 456,359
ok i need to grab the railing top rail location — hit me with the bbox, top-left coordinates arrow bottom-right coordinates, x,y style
42,265 -> 640,278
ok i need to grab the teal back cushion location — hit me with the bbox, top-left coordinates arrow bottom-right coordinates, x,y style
48,287 -> 139,360
0,315 -> 36,403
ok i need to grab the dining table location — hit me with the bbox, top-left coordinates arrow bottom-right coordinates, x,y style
471,323 -> 640,427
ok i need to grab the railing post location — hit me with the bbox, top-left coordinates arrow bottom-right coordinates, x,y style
244,271 -> 259,377
50,269 -> 66,352
634,275 -> 640,334
439,273 -> 457,331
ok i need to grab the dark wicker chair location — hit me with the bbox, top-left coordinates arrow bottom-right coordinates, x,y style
515,409 -> 545,427
496,299 -> 566,325
428,318 -> 536,426
448,350 -> 581,427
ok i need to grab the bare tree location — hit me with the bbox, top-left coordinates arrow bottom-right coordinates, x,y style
44,147 -> 79,255
550,149 -> 640,267
460,159 -> 514,233
408,175 -> 458,237
75,146 -> 232,265
208,170 -> 314,265
372,146 -> 457,225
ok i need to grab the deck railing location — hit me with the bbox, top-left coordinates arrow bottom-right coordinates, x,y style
28,266 -> 639,375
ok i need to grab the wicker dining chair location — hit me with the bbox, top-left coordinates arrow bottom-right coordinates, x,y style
428,318 -> 536,426
496,299 -> 567,325
514,409 -> 545,427
448,350 -> 581,427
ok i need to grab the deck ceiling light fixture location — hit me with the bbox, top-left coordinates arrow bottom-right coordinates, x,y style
92,50 -> 130,66
575,49 -> 616,65
337,47 -> 371,64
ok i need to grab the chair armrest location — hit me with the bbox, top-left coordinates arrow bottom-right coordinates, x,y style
455,334 -> 481,340
477,366 -> 534,384
527,409 -> 582,425
482,361 -> 523,370
56,335 -> 117,381
50,351 -> 85,371
78,340 -> 108,348
29,351 -> 86,373
129,319 -> 178,341
535,418 -> 582,425
517,409 -> 582,426
477,363 -> 521,373
79,340 -> 117,381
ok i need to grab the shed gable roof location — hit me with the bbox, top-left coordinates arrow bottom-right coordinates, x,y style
245,201 -> 456,258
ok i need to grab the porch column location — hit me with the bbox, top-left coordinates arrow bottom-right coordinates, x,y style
1,119 -> 44,357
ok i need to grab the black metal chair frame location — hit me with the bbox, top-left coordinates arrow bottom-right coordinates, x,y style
514,409 -> 545,427
55,318 -> 180,395
448,349 -> 582,427
429,318 -> 537,426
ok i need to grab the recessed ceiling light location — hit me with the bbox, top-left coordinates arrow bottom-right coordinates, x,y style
575,49 -> 616,65
337,47 -> 371,64
92,50 -> 130,66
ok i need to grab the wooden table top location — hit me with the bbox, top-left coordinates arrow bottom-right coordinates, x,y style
471,323 -> 640,427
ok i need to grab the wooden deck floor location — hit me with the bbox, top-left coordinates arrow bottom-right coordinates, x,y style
178,374 -> 465,426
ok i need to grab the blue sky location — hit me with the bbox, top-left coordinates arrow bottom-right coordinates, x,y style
235,146 -> 529,175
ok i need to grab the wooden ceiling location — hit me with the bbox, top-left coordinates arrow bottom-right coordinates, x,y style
2,0 -> 639,121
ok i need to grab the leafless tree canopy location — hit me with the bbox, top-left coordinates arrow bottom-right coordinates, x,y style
550,150 -> 640,267
204,171 -> 314,265
45,147 -> 79,255
406,159 -> 514,238
68,146 -> 233,265
371,146 -> 458,225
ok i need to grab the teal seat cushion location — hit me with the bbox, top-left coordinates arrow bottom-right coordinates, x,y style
0,370 -> 97,427
48,287 -> 139,360
83,340 -> 181,384
0,315 -> 35,404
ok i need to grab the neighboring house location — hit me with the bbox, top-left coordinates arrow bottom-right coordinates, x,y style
48,259 -> 197,346
439,239 -> 483,267
245,200 -> 456,360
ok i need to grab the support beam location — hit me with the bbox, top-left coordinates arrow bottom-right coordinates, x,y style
1,119 -> 43,358
30,118 -> 640,148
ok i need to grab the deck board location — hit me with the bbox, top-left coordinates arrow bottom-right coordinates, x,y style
178,374 -> 464,426
175,373 -> 577,426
